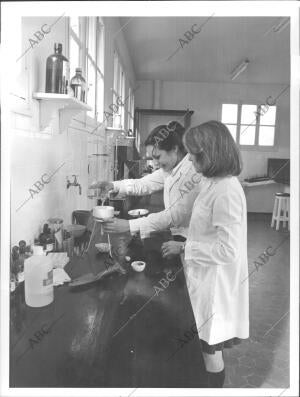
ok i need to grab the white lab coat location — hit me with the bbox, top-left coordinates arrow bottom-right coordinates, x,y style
183,176 -> 249,345
113,154 -> 203,239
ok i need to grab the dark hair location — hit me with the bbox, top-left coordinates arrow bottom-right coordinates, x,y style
183,120 -> 242,177
144,121 -> 187,154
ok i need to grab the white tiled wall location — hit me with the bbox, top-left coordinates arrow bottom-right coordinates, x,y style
10,16 -> 136,245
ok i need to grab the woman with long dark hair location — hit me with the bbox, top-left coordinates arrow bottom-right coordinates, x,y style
95,121 -> 204,240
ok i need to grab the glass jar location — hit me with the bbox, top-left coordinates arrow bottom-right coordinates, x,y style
88,153 -> 110,201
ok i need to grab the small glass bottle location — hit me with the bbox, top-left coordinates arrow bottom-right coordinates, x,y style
70,68 -> 86,102
45,43 -> 70,94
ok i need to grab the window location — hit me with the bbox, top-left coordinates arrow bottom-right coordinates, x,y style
112,50 -> 125,129
127,86 -> 135,131
221,103 -> 277,148
69,17 -> 82,82
69,17 -> 104,121
86,17 -> 105,120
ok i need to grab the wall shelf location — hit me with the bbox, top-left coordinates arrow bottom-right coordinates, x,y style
33,92 -> 92,133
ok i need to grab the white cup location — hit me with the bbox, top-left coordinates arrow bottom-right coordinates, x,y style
93,205 -> 114,220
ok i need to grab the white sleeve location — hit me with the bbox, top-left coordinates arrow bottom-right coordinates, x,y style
185,191 -> 243,266
113,168 -> 165,196
128,180 -> 201,238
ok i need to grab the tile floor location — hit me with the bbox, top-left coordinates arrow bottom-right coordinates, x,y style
224,213 -> 290,388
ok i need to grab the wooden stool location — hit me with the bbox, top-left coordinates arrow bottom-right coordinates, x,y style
271,193 -> 290,230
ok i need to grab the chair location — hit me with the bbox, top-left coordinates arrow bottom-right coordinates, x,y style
271,193 -> 290,231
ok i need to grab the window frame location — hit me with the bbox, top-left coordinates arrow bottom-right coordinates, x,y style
68,17 -> 105,124
127,85 -> 135,131
112,50 -> 126,129
220,102 -> 278,151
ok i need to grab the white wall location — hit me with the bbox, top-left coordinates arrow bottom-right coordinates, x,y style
135,80 -> 290,212
10,17 -> 136,245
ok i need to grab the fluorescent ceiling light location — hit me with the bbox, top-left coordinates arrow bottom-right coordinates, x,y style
230,59 -> 250,81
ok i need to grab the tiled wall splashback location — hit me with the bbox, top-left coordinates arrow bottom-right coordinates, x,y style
11,125 -> 96,246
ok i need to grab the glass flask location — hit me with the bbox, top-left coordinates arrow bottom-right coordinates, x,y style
70,67 -> 86,102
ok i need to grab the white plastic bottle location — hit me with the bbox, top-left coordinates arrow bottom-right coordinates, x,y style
24,245 -> 54,307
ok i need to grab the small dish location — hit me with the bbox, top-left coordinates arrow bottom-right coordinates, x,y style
95,243 -> 110,253
128,209 -> 149,218
131,260 -> 146,272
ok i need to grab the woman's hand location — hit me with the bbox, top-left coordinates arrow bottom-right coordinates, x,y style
102,218 -> 130,234
161,241 -> 184,258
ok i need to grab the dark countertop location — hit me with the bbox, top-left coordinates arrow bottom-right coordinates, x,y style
10,216 -> 205,388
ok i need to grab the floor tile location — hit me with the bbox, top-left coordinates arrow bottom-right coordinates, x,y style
224,214 -> 289,388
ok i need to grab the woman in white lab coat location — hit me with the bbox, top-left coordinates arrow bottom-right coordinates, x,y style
98,121 -> 204,241
162,121 -> 249,388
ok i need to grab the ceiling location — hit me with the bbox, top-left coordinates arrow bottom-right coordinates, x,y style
119,17 -> 290,84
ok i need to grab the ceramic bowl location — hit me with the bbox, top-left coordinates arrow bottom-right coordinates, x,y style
131,260 -> 146,272
93,206 -> 114,220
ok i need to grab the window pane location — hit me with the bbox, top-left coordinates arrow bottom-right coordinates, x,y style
260,106 -> 276,126
225,124 -> 237,141
241,105 -> 257,125
222,104 -> 238,124
88,18 -> 96,60
259,126 -> 275,146
240,125 -> 256,145
121,72 -> 125,129
69,36 -> 80,83
113,52 -> 118,94
97,18 -> 104,73
87,58 -> 95,117
96,73 -> 104,122
70,17 -> 79,36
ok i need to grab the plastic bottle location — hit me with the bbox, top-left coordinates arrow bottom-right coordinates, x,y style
70,68 -> 86,102
24,245 -> 53,307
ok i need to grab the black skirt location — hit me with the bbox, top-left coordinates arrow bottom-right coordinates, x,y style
200,337 -> 246,354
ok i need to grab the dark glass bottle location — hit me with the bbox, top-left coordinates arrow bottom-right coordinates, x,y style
70,68 -> 86,102
45,43 -> 69,94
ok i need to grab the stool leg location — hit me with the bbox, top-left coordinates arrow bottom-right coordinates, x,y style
276,198 -> 282,231
271,197 -> 278,228
287,198 -> 290,231
282,198 -> 287,229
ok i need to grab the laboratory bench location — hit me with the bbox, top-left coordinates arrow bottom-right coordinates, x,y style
10,211 -> 206,388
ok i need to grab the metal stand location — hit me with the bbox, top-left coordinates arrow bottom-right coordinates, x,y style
82,217 -> 104,256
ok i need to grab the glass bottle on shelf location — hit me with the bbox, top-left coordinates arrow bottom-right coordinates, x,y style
70,68 -> 86,102
45,43 -> 70,94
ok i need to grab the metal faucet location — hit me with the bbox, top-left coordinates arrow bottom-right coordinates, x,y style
66,175 -> 82,195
